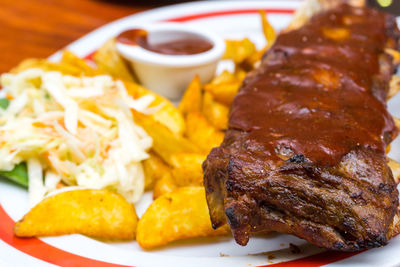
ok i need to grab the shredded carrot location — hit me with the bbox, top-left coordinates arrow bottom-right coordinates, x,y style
5,93 -> 14,100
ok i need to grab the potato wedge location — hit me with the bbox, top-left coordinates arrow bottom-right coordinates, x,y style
389,75 -> 400,100
60,50 -> 101,76
223,38 -> 257,64
235,67 -> 248,81
14,189 -> 138,240
150,103 -> 186,136
137,186 -> 229,249
179,75 -> 203,115
386,48 -> 400,65
170,153 -> 206,186
143,152 -> 170,190
93,38 -> 135,82
11,59 -> 89,76
388,158 -> 400,184
231,13 -> 276,72
204,81 -> 240,106
202,92 -> 229,130
185,112 -> 224,153
132,111 -> 199,164
393,116 -> 400,131
125,82 -> 185,135
209,70 -> 236,84
260,11 -> 276,49
203,70 -> 242,106
153,171 -> 177,199
10,59 -> 41,73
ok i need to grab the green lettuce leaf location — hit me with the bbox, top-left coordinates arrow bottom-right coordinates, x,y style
0,163 -> 28,188
0,98 -> 9,109
0,99 -> 27,187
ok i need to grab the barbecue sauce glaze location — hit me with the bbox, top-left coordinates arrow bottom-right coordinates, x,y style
117,29 -> 213,55
229,4 -> 399,166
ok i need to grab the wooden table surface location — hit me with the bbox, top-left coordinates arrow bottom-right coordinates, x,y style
0,0 -> 185,74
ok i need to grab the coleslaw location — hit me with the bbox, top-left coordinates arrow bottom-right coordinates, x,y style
0,68 -> 154,206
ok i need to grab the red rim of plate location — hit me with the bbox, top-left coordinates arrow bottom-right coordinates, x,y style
0,7 -> 363,267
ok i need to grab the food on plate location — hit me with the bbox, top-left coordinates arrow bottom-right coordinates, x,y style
117,28 -> 214,56
60,50 -> 102,77
0,10 -> 275,248
93,38 -> 136,82
223,38 -> 257,64
153,171 -> 176,199
0,67 -> 155,205
221,11 -> 276,74
170,152 -> 206,186
75,40 -> 188,135
0,163 -> 28,188
10,50 -> 101,77
201,92 -> 229,130
388,158 -> 400,184
143,151 -> 171,190
203,0 -> 400,251
125,81 -> 186,135
136,186 -> 229,249
259,10 -> 276,50
116,24 -> 226,100
204,73 -> 241,106
0,37 -> 255,242
185,112 -> 224,153
10,58 -> 98,77
14,189 -> 138,239
389,74 -> 400,99
132,110 -> 199,165
178,75 -> 202,115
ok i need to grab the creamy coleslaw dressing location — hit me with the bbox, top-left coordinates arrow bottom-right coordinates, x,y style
0,69 -> 154,206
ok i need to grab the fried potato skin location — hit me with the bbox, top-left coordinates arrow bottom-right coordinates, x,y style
223,38 -> 257,64
11,58 -> 95,77
14,189 -> 138,240
170,153 -> 206,186
60,50 -> 101,76
185,112 -> 224,153
388,157 -> 400,184
179,75 -> 203,115
132,111 -> 198,165
143,152 -> 170,190
137,187 -> 229,249
260,11 -> 276,49
153,171 -> 177,199
11,50 -> 100,77
202,92 -> 229,130
93,38 -> 135,82
204,81 -> 240,106
5,16 -> 269,248
125,82 -> 186,136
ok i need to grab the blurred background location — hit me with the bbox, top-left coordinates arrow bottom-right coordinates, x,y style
368,0 -> 400,13
0,0 -> 398,73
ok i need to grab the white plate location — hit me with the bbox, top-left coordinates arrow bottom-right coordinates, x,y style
1,1 -> 400,266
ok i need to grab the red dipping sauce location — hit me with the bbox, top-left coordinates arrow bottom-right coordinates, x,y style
116,29 -> 213,56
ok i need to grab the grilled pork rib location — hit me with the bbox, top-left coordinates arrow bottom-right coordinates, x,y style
203,3 -> 400,251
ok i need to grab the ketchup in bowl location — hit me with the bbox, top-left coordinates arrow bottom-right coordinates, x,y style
116,24 -> 225,100
117,29 -> 213,55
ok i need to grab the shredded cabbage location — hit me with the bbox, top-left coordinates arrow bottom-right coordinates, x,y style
0,69 -> 153,205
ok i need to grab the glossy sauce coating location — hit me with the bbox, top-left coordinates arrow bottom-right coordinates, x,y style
229,4 -> 398,166
116,29 -> 213,55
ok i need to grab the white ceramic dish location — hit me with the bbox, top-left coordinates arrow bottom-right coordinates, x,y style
1,1 -> 400,266
117,23 -> 225,99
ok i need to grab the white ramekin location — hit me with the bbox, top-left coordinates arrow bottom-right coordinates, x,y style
116,23 -> 225,100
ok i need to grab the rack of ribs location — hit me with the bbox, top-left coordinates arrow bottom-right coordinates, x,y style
203,1 -> 400,251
